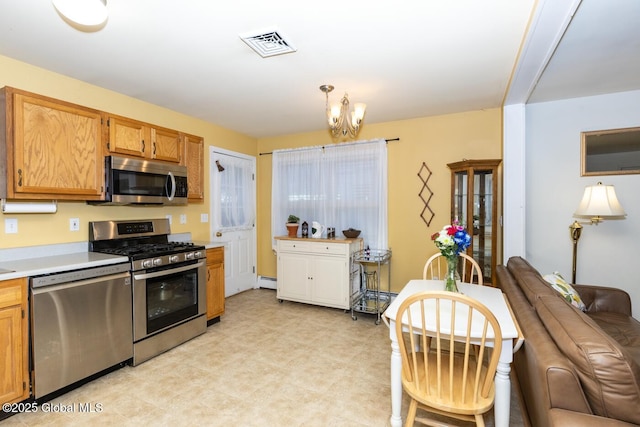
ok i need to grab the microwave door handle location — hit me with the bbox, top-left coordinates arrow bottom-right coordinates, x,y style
166,172 -> 176,201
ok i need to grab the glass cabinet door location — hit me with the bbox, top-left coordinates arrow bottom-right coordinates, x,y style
448,160 -> 501,285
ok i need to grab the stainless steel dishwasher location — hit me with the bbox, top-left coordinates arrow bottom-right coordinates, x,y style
30,262 -> 133,399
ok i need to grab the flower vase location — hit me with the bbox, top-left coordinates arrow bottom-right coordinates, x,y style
445,256 -> 459,293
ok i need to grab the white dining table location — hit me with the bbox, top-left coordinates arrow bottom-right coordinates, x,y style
383,280 -> 523,427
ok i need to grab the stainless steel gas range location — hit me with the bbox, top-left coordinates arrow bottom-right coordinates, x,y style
89,218 -> 207,366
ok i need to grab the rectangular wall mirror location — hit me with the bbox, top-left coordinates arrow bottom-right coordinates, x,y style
582,127 -> 640,176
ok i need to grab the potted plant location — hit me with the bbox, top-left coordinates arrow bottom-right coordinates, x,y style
286,215 -> 300,237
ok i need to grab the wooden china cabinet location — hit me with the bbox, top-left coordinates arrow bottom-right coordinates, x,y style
448,159 -> 501,286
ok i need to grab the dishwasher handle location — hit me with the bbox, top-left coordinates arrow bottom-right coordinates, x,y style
31,271 -> 131,295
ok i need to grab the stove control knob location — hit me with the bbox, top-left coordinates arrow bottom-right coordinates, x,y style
185,252 -> 194,260
169,255 -> 179,263
153,258 -> 162,266
194,251 -> 203,259
142,259 -> 153,268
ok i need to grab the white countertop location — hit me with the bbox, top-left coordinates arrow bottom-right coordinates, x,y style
193,241 -> 225,249
0,252 -> 129,280
168,233 -> 224,249
0,234 -> 222,281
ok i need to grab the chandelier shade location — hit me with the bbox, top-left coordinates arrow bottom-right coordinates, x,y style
320,85 -> 366,138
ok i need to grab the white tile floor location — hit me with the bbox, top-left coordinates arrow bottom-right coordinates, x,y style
3,289 -> 524,426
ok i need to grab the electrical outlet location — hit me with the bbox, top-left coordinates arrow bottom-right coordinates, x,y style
165,214 -> 172,225
180,214 -> 187,224
200,213 -> 209,223
5,218 -> 18,234
69,218 -> 80,231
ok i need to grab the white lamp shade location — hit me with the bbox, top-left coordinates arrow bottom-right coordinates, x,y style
53,0 -> 108,27
574,182 -> 626,218
353,103 -> 366,121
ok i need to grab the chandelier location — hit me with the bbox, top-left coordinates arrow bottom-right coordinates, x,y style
319,85 -> 366,138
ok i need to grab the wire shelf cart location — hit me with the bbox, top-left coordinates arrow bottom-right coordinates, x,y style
351,248 -> 392,325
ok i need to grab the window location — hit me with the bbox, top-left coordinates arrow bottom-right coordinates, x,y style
271,139 -> 388,249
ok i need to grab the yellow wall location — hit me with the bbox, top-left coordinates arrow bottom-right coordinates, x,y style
257,109 -> 502,292
1,55 -> 502,292
0,55 -> 256,249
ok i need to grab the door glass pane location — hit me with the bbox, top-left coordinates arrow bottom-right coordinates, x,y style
453,171 -> 467,224
473,170 -> 493,281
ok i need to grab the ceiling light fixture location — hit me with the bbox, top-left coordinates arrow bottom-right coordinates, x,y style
52,0 -> 108,30
319,85 -> 366,138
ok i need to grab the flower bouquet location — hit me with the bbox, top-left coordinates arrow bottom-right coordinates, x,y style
431,221 -> 472,292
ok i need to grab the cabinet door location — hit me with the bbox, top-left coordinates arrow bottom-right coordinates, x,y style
10,90 -> 103,199
0,278 -> 28,405
311,256 -> 349,309
151,127 -> 181,163
183,133 -> 204,201
277,252 -> 311,302
106,116 -> 150,158
206,248 -> 225,320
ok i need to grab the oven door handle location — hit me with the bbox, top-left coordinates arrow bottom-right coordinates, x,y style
133,261 -> 204,280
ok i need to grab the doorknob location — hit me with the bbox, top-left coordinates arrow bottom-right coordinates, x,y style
216,231 -> 222,237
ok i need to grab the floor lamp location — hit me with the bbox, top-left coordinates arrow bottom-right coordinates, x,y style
569,182 -> 626,284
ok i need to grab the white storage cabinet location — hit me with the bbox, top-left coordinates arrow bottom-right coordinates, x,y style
276,237 -> 362,310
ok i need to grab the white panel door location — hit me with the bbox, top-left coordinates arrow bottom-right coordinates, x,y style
210,147 -> 256,297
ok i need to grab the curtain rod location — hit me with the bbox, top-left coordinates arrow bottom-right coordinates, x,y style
258,137 -> 399,156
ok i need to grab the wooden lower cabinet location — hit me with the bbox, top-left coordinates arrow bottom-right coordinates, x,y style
206,247 -> 225,322
0,278 -> 29,405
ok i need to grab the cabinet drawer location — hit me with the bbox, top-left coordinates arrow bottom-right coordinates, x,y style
0,282 -> 22,308
278,240 -> 349,256
206,247 -> 224,264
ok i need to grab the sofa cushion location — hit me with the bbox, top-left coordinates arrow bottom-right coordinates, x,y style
543,272 -> 587,311
589,311 -> 640,365
535,294 -> 640,424
516,269 -> 559,305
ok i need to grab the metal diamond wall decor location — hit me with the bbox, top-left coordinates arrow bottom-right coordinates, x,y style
418,162 -> 435,227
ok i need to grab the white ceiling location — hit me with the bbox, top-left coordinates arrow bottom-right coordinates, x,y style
0,0 -> 638,139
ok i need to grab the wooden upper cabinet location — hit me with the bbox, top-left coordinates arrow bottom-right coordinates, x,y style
105,115 -> 181,163
0,87 -> 104,200
105,115 -> 150,158
152,127 -> 181,163
183,133 -> 204,201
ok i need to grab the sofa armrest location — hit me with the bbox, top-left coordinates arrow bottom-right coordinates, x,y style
573,284 -> 632,315
549,408 -> 639,427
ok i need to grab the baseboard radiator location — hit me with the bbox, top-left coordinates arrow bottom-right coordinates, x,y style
258,276 -> 277,290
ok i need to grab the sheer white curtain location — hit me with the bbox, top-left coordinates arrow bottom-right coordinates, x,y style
271,138 -> 388,249
212,154 -> 255,230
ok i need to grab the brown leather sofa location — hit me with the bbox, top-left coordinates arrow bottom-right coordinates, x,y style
497,256 -> 640,427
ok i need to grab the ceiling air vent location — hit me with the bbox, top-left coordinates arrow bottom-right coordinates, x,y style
240,28 -> 297,58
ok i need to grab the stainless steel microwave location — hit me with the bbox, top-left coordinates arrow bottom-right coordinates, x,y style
95,156 -> 188,205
